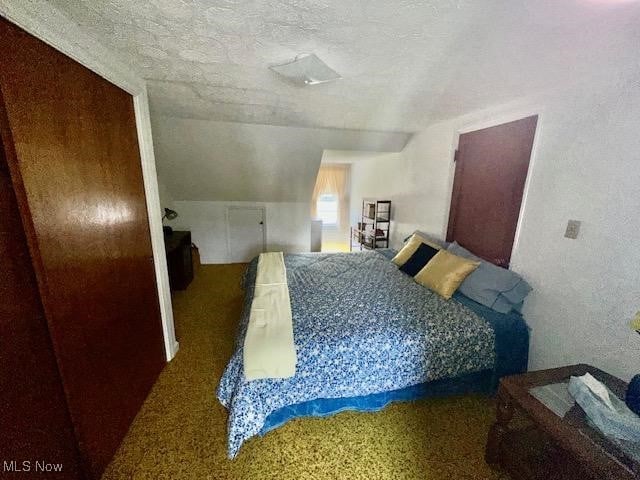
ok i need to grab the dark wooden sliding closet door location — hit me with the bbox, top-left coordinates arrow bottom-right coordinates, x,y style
0,17 -> 165,479
0,124 -> 83,479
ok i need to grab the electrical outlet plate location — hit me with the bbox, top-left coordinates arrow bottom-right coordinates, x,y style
564,219 -> 581,239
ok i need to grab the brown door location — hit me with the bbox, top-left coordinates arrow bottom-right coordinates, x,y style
0,18 -> 165,478
446,115 -> 537,267
0,116 -> 84,480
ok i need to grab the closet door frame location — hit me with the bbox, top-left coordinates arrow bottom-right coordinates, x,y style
446,115 -> 538,267
0,2 -> 178,361
442,108 -> 544,269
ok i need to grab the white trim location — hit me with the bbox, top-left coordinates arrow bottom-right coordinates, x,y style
439,128 -> 458,241
133,90 -> 179,361
0,0 -> 178,360
226,206 -> 267,263
456,108 -> 543,137
510,113 -> 543,264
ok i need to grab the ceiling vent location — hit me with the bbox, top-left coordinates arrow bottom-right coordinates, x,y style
269,54 -> 342,86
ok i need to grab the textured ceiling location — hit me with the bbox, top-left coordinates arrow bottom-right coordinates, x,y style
47,0 -> 640,132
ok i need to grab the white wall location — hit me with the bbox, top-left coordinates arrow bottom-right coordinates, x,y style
157,177 -> 174,211
347,152 -> 407,247
392,74 -> 640,380
169,200 -> 311,264
151,118 -> 407,257
151,116 -> 409,203
344,140 -> 463,249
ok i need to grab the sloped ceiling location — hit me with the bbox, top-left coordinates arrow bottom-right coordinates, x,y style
151,116 -> 409,201
45,0 -> 640,202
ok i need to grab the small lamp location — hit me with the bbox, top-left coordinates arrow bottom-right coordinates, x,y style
162,208 -> 178,235
163,208 -> 178,221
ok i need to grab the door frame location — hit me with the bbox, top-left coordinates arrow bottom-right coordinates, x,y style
226,205 -> 267,263
0,1 -> 178,360
444,108 -> 544,269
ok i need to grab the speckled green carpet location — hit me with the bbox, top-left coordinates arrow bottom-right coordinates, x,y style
102,264 -> 508,480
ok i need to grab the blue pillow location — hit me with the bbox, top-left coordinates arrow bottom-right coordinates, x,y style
446,242 -> 531,314
399,243 -> 439,276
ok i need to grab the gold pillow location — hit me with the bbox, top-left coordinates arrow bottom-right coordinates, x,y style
392,234 -> 441,266
414,250 -> 480,299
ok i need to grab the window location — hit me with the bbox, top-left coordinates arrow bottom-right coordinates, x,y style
316,193 -> 339,227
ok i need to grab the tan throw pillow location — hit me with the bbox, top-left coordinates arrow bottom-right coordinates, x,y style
414,250 -> 480,299
392,234 -> 441,266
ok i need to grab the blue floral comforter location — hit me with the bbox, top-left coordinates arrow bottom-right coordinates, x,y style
217,251 -> 496,458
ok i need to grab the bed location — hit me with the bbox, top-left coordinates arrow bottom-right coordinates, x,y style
217,249 -> 529,458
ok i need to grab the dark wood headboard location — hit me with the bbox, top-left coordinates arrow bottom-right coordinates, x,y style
446,115 -> 538,268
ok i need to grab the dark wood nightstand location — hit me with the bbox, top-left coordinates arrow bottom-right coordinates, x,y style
164,230 -> 193,290
485,364 -> 639,480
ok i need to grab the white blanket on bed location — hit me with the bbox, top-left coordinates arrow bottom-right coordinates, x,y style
243,252 -> 296,380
